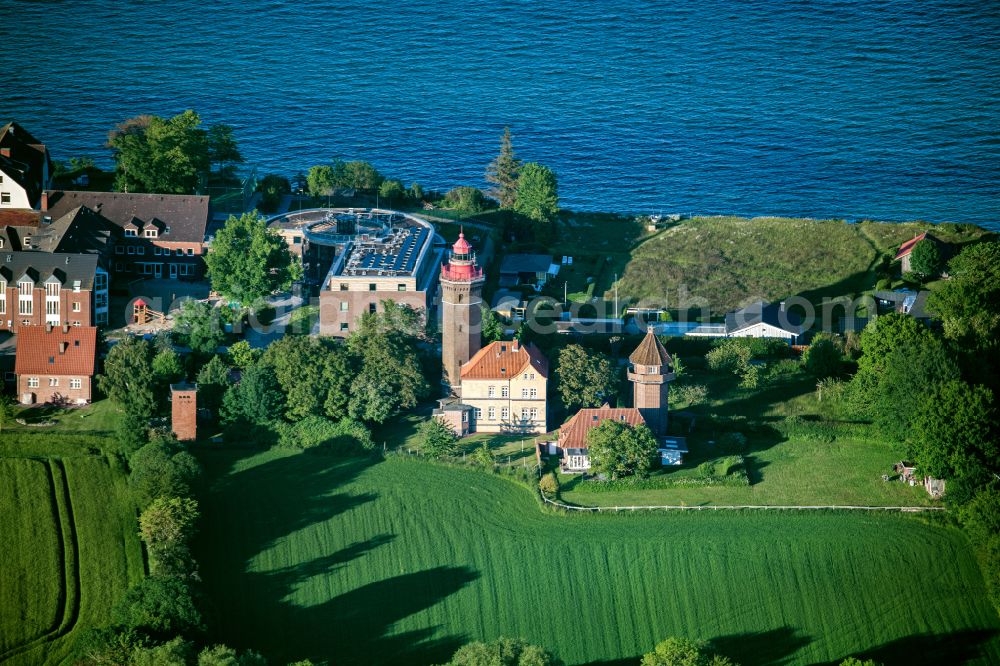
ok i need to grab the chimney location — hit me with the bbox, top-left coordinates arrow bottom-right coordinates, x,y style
0,147 -> 10,158
512,340 -> 520,352
41,191 -> 48,211
62,323 -> 69,333
59,342 -> 68,354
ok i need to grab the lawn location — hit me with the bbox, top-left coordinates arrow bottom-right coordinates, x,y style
196,450 -> 1000,666
614,216 -> 990,314
0,409 -> 145,665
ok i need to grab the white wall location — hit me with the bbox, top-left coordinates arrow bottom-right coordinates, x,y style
729,322 -> 797,341
0,168 -> 31,208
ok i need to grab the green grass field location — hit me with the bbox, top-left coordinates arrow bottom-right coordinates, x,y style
614,216 -> 991,313
196,451 -> 1000,666
0,424 -> 145,665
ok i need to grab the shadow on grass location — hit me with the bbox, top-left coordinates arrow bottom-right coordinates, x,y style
195,449 -> 477,665
823,628 -> 1000,666
711,626 -> 812,666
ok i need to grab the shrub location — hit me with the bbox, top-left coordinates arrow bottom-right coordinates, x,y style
275,416 -> 374,451
671,384 -> 708,408
138,496 -> 200,578
473,443 -> 496,469
129,439 -> 201,507
445,186 -> 490,212
875,277 -> 892,291
539,472 -> 559,496
717,432 -> 747,453
417,417 -> 459,458
112,576 -> 203,638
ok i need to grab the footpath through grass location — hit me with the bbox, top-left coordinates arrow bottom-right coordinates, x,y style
0,414 -> 145,665
196,450 -> 1000,666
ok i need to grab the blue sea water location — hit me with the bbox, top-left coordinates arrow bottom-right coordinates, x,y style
2,0 -> 999,228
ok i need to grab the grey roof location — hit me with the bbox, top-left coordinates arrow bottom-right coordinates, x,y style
0,252 -> 99,289
28,206 -> 119,254
44,190 -> 210,244
500,253 -> 553,274
725,301 -> 804,335
0,122 -> 51,207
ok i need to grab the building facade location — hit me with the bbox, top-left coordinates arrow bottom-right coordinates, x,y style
440,231 -> 485,394
459,340 -> 548,434
15,324 -> 97,405
0,252 -> 107,332
316,210 -> 442,337
0,122 -> 51,210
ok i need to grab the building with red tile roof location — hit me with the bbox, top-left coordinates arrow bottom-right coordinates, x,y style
15,324 -> 97,404
457,340 -> 548,433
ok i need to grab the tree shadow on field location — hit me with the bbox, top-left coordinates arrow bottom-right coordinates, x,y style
195,450 -> 478,664
711,626 -> 812,666
820,629 -> 1000,666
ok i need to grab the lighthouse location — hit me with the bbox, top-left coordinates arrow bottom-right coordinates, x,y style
440,231 -> 485,396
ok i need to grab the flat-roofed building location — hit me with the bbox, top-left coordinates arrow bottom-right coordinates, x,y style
315,209 -> 443,336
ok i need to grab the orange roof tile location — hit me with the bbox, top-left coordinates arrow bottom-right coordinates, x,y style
894,232 -> 927,260
558,407 -> 646,449
460,341 -> 549,380
15,325 -> 97,376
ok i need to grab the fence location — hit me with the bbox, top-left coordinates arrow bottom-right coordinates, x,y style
540,494 -> 946,513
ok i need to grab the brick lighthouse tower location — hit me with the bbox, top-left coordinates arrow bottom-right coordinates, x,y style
440,230 -> 485,395
627,328 -> 675,436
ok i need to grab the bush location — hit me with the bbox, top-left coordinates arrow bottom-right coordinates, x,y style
256,305 -> 276,326
539,472 -> 559,496
138,496 -> 200,578
717,432 -> 747,453
112,576 -> 203,638
670,384 -> 708,408
256,174 -> 290,213
875,277 -> 892,291
445,186 -> 490,212
275,416 -> 374,452
417,417 -> 459,458
129,439 -> 201,507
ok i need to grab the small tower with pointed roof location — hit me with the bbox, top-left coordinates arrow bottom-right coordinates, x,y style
628,328 -> 674,436
440,230 -> 485,395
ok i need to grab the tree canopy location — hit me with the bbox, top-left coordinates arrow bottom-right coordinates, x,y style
445,637 -> 559,666
204,211 -> 300,307
586,420 -> 658,480
515,163 -> 559,237
486,127 -> 522,208
220,362 -> 285,427
206,123 -> 243,176
98,336 -> 156,417
640,637 -> 736,666
801,333 -> 842,379
418,417 -> 459,458
107,110 -> 210,194
909,238 -> 943,278
910,380 -> 997,482
555,344 -> 618,411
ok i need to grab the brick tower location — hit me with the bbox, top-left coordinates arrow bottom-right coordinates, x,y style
440,231 -> 485,395
171,383 -> 198,442
627,328 -> 674,436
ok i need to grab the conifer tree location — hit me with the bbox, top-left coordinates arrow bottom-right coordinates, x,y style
486,127 -> 521,208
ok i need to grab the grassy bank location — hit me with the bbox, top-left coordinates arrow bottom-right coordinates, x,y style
196,451 -> 1000,665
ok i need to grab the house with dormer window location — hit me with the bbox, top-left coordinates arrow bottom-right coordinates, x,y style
0,252 -> 104,331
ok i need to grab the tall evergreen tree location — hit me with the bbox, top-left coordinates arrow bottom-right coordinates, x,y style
486,127 -> 522,208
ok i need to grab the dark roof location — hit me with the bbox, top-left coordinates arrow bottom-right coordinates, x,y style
15,325 -> 97,376
44,191 -> 210,243
0,252 -> 99,289
725,301 -> 804,335
500,254 -> 553,274
0,122 -> 52,208
461,341 -> 549,380
28,206 -> 119,254
629,328 -> 672,366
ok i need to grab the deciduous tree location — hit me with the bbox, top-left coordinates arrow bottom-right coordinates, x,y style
514,162 -> 559,233
98,336 -> 156,417
111,576 -> 203,638
138,496 -> 199,578
481,304 -> 504,344
587,420 -> 658,480
641,637 -> 735,666
173,300 -> 226,355
910,380 -> 997,482
418,417 -> 458,458
378,179 -> 405,204
204,211 -> 300,307
446,637 -> 558,666
220,363 -> 285,427
108,110 -> 209,194
195,355 -> 232,413
801,333 -> 842,379
206,123 -> 243,176
555,344 -> 617,411
909,238 -> 943,278
128,438 -> 201,506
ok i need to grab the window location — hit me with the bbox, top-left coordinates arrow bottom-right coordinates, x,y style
46,300 -> 59,315
521,388 -> 528,399
72,320 -> 81,326
340,322 -> 349,332
45,283 -> 59,298
70,378 -> 82,390
127,246 -> 135,255
73,280 -> 81,293
0,238 -> 4,248
397,284 -> 406,292
144,229 -> 157,238
95,273 -> 107,291
488,406 -> 496,420
368,283 -> 376,292
0,296 -> 5,315
115,246 -> 124,255
18,280 -> 32,297
179,264 -> 192,276
501,386 -> 509,398
137,246 -> 145,255
28,377 -> 39,388
369,303 -> 377,314
0,192 -> 10,204
125,228 -> 137,237
115,262 -> 124,272
187,248 -> 193,256
487,385 -> 496,398
530,388 -> 538,399
22,236 -> 31,248
153,247 -> 161,256
72,301 -> 81,312
49,377 -> 59,387
501,407 -> 509,420
474,407 -> 483,420
339,301 -> 348,311
293,236 -> 302,245
175,249 -> 183,256
340,283 -> 348,291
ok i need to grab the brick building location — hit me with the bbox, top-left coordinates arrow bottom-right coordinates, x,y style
0,252 -> 108,331
628,327 -> 675,436
171,383 -> 198,441
15,324 -> 98,405
43,190 -> 210,281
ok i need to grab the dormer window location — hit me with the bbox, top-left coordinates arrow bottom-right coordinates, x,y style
144,229 -> 158,238
125,228 -> 137,237
73,280 -> 81,292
